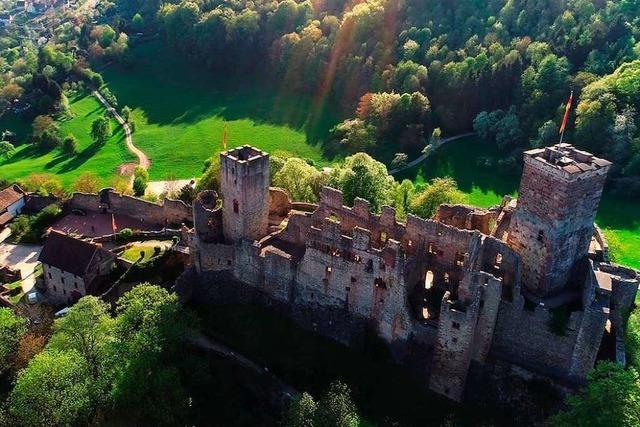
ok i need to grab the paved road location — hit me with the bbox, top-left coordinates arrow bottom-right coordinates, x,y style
93,90 -> 150,170
388,132 -> 476,175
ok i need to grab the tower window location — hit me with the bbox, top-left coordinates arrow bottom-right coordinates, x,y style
233,199 -> 239,214
537,230 -> 544,242
452,321 -> 460,330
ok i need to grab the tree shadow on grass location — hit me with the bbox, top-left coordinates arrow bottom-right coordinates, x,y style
2,144 -> 50,163
44,152 -> 72,169
101,41 -> 341,158
396,137 -> 520,199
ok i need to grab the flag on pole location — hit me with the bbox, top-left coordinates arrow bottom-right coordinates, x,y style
222,123 -> 228,150
559,91 -> 573,135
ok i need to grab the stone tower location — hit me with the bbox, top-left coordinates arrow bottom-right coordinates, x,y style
507,143 -> 611,297
220,146 -> 270,243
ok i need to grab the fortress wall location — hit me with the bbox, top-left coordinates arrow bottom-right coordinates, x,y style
569,300 -> 609,379
470,272 -> 502,363
492,299 -> 583,377
69,192 -> 100,212
263,248 -> 294,303
193,241 -> 234,272
233,240 -> 264,287
274,213 -> 314,245
435,204 -> 500,235
193,191 -> 223,243
69,190 -> 192,225
314,188 -> 406,247
293,218 -> 410,340
477,236 -> 522,291
405,215 -> 473,259
429,292 -> 480,401
268,187 -> 292,217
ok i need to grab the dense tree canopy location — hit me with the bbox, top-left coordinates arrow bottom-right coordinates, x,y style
5,285 -> 195,426
328,153 -> 395,211
0,308 -> 28,374
107,0 -> 640,186
553,362 -> 640,427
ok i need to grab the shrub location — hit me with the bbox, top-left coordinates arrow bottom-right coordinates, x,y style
90,73 -> 104,88
119,228 -> 133,239
20,173 -> 64,197
133,176 -> 147,197
73,172 -> 101,194
62,134 -> 79,155
10,204 -> 63,243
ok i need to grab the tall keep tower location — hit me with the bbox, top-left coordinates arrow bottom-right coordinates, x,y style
507,144 -> 611,297
220,146 -> 270,243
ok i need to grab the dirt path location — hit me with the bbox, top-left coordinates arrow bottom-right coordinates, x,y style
188,330 -> 299,400
93,90 -> 150,170
388,132 -> 475,175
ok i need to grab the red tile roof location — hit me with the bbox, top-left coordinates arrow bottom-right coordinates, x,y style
0,185 -> 24,211
38,231 -> 108,276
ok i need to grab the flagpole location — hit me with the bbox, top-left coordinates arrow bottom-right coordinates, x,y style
559,90 -> 573,144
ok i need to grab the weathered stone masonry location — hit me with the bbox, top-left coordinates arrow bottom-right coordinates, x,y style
189,143 -> 639,402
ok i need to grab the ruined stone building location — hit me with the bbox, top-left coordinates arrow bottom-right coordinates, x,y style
188,144 -> 639,401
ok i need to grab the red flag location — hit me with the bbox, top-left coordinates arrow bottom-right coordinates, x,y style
559,91 -> 573,135
111,214 -> 117,234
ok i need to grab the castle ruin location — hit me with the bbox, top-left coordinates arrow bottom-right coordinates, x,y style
188,144 -> 639,401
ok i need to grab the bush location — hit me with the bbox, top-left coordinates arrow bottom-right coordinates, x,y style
119,228 -> 133,239
62,134 -> 79,155
90,73 -> 104,88
133,174 -> 147,196
20,173 -> 64,197
10,204 -> 63,243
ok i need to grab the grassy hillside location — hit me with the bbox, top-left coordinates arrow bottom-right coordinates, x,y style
101,41 -> 334,180
0,93 -> 134,187
399,137 -> 640,269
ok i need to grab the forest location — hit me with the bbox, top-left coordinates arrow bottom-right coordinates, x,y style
106,0 -> 640,192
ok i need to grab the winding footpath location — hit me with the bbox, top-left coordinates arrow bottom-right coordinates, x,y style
92,90 -> 150,170
388,132 -> 475,175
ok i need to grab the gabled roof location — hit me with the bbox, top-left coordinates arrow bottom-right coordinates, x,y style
38,231 -> 107,276
0,185 -> 24,211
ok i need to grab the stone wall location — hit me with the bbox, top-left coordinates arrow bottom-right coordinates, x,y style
492,298 -> 585,378
69,190 -> 192,226
193,191 -> 223,243
220,146 -> 270,242
507,147 -> 610,297
429,291 -> 480,401
22,194 -> 60,214
435,204 -> 500,235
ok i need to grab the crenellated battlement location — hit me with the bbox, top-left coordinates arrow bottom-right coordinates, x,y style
190,145 -> 633,403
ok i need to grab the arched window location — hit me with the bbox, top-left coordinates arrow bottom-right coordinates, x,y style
233,199 -> 239,214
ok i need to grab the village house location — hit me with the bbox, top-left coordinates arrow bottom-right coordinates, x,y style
0,184 -> 25,228
38,231 -> 115,304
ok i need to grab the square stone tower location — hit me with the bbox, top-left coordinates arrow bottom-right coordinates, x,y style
220,146 -> 270,243
507,144 -> 611,297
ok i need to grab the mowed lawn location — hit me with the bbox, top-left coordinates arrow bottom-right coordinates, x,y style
398,137 -> 640,270
101,41 -> 331,180
0,93 -> 134,187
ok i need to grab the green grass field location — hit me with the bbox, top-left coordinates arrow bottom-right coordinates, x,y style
398,137 -> 640,269
101,41 -> 335,180
0,93 -> 134,187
